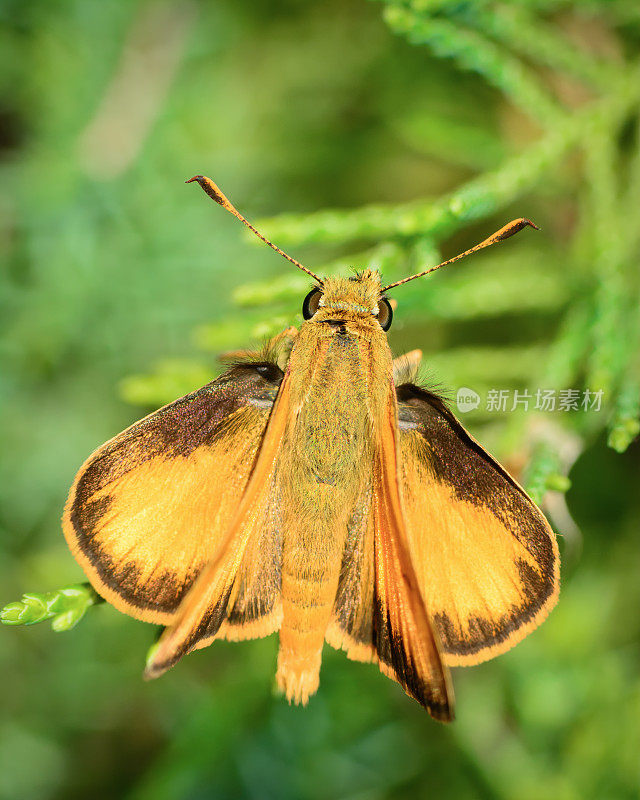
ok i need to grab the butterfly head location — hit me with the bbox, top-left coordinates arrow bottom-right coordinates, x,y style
302,269 -> 393,332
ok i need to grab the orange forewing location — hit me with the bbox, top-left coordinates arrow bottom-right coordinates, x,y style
327,379 -> 559,705
396,384 -> 559,666
145,372 -> 293,677
63,363 -> 286,637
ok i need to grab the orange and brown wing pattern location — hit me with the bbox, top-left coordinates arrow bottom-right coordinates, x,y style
372,402 -> 453,721
145,373 -> 294,677
63,362 -> 285,627
396,383 -> 560,667
327,393 -> 453,722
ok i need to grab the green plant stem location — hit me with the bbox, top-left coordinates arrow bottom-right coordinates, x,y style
1,583 -> 102,632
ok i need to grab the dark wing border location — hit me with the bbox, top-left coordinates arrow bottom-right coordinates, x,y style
63,363 -> 284,624
397,382 -> 560,665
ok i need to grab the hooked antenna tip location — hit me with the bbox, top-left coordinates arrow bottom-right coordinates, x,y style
185,175 -> 232,210
507,217 -> 540,236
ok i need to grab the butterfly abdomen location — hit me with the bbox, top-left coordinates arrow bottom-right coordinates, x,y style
276,500 -> 346,704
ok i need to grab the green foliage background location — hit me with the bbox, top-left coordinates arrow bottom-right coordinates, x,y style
1,1 -> 639,798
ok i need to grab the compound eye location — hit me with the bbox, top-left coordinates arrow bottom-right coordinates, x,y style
302,288 -> 323,319
377,297 -> 393,331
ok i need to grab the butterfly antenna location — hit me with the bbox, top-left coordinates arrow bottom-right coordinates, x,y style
186,175 -> 323,285
381,218 -> 539,292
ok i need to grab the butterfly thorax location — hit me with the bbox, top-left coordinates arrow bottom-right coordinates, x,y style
283,274 -> 393,502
